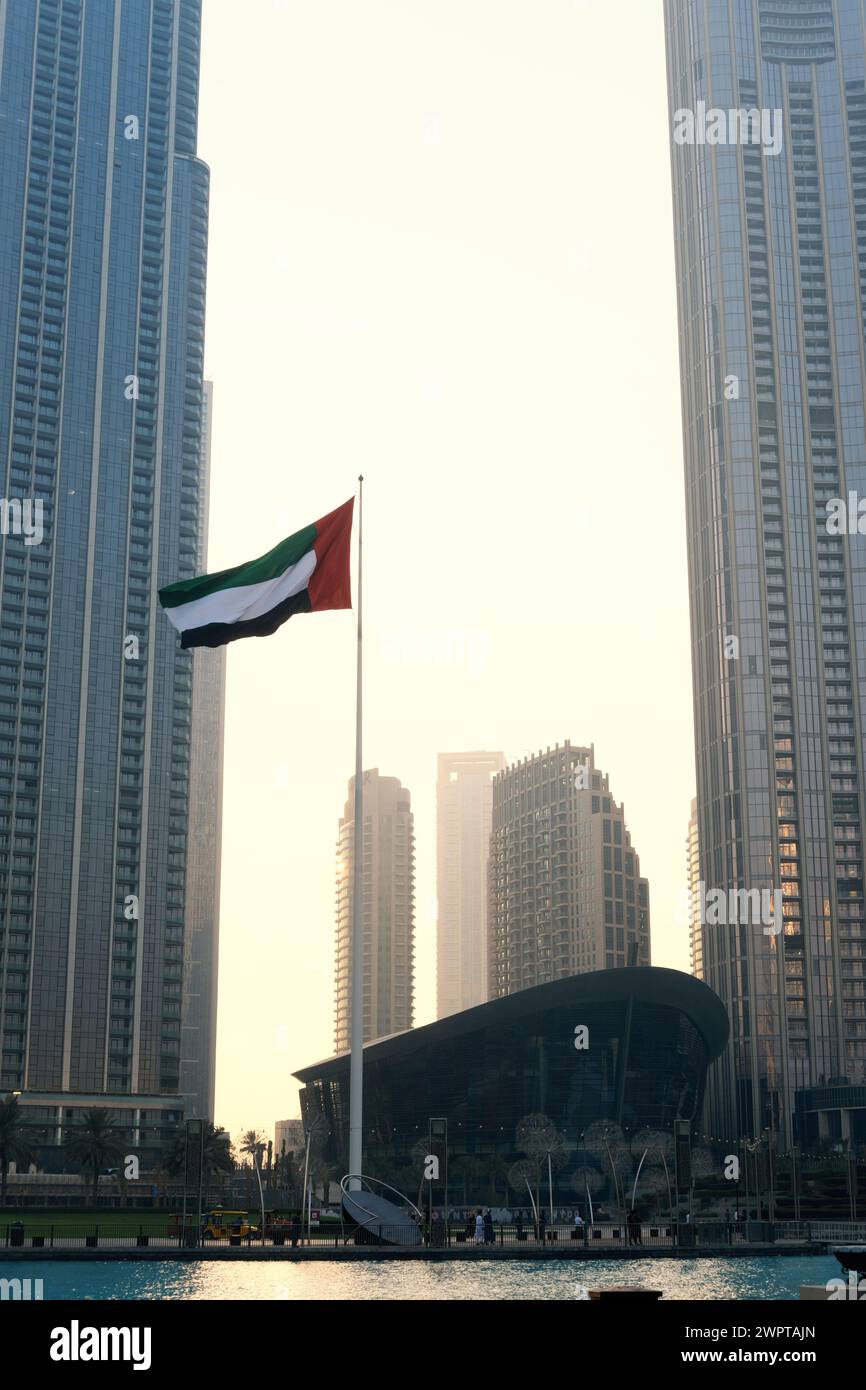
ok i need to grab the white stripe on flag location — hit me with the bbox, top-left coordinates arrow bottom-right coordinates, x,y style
163,549 -> 317,634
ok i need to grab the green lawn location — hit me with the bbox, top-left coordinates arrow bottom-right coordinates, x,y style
0,1209 -> 184,1235
0,1207 -> 313,1236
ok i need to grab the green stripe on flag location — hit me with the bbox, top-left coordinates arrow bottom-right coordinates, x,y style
159,520 -> 318,609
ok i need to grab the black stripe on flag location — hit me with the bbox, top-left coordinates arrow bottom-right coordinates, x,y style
179,588 -> 313,649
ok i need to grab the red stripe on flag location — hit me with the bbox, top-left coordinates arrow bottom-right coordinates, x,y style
308,496 -> 354,611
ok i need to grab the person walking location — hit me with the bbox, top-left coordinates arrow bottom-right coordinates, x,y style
483,1209 -> 495,1245
474,1210 -> 484,1245
627,1208 -> 642,1246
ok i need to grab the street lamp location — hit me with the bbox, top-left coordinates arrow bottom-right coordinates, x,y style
631,1148 -> 649,1212
545,1150 -> 554,1231
302,1115 -> 327,1240
252,1142 -> 267,1242
427,1118 -> 448,1237
791,1145 -> 801,1224
180,1119 -> 204,1249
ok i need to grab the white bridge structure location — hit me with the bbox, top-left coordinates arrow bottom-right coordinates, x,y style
340,1174 -> 424,1247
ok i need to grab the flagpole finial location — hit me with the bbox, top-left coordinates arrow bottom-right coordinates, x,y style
358,474 -> 363,483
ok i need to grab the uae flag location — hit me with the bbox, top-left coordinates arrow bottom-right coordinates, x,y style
159,497 -> 354,649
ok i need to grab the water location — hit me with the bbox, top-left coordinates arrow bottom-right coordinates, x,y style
0,1255 -> 841,1300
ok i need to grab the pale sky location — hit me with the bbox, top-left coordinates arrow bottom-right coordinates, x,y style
198,0 -> 690,1142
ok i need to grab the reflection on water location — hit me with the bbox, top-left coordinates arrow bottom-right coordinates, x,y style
0,1255 -> 841,1301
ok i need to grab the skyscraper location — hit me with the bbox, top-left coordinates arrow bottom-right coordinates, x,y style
436,750 -> 505,1018
0,0 -> 216,1145
666,0 -> 866,1145
180,381 -> 224,1121
334,770 -> 415,1052
488,743 -> 650,998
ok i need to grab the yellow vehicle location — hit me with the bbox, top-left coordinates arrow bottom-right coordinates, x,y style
201,1208 -> 260,1240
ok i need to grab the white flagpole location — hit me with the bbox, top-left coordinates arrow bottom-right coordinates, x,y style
348,476 -> 364,1188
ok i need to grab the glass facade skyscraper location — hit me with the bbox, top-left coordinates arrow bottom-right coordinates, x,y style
488,743 -> 650,997
436,750 -> 505,1018
0,0 -> 219,1137
665,0 -> 866,1145
334,770 -> 415,1053
180,380 -> 223,1121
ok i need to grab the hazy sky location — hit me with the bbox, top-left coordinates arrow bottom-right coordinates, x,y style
198,0 -> 689,1142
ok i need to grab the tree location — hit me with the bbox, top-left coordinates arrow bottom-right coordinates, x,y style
274,1146 -> 303,1206
450,1154 -> 489,1206
311,1156 -> 342,1207
515,1113 -> 568,1220
507,1160 -> 538,1215
64,1110 -> 125,1204
237,1130 -> 268,1214
164,1122 -> 233,1200
630,1129 -> 675,1218
688,1146 -> 716,1214
304,1125 -> 339,1207
690,1147 -> 715,1178
238,1129 -> 267,1163
625,1164 -> 669,1216
0,1094 -> 34,1204
582,1121 -> 631,1219
569,1164 -> 604,1219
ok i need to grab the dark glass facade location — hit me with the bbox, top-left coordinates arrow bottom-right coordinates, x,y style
665,0 -> 866,1145
0,0 -> 217,1122
296,967 -> 729,1170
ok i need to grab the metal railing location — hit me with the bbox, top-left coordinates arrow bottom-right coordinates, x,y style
1,1218 -> 844,1252
772,1219 -> 866,1244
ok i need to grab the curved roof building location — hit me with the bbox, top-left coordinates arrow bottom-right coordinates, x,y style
295,967 -> 729,1170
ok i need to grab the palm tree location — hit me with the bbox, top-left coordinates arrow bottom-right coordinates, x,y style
316,1159 -> 343,1208
238,1128 -> 268,1180
0,1094 -> 34,1204
164,1122 -> 233,1201
238,1129 -> 268,1226
298,1120 -> 340,1216
273,1143 -> 302,1205
64,1110 -> 125,1204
